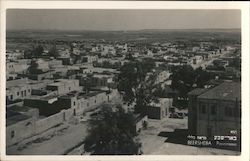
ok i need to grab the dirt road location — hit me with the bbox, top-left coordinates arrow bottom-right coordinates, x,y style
7,122 -> 88,155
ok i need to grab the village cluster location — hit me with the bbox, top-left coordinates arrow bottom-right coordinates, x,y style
6,34 -> 241,154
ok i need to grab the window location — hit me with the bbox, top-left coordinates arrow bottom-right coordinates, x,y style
73,101 -> 76,106
225,107 -> 229,116
11,131 -> 15,138
229,108 -> 233,117
207,127 -> 212,138
200,104 -> 206,114
28,89 -> 31,93
24,90 -> 26,97
95,99 -> 96,103
234,108 -> 241,117
225,107 -> 233,117
10,95 -> 13,100
211,105 -> 217,115
17,92 -> 19,96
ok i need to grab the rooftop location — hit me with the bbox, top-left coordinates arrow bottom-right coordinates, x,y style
92,74 -> 113,78
47,82 -> 64,87
81,91 -> 105,99
41,94 -> 58,101
197,82 -> 241,101
8,105 -> 34,112
188,88 -> 208,96
47,79 -> 78,87
6,110 -> 31,126
7,78 -> 53,88
56,79 -> 77,82
6,78 -> 28,88
60,90 -> 105,99
27,91 -> 58,101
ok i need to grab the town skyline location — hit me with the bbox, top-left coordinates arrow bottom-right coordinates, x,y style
5,28 -> 242,155
7,9 -> 241,31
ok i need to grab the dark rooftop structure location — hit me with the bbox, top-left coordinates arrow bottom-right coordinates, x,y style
197,82 -> 241,101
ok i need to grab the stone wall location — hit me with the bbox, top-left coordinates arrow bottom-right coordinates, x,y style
35,112 -> 64,134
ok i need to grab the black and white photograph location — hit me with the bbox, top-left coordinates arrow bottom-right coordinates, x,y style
0,2 -> 249,161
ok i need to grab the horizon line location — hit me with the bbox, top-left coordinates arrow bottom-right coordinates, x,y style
6,28 -> 241,32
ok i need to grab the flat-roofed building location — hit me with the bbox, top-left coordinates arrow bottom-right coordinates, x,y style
48,59 -> 63,69
6,78 -> 54,103
6,78 -> 32,103
24,93 -> 68,116
58,90 -> 109,115
6,61 -> 29,75
91,74 -> 115,87
46,79 -> 80,95
188,82 -> 241,139
145,98 -> 173,120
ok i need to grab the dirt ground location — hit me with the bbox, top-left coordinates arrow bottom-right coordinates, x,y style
7,121 -> 89,155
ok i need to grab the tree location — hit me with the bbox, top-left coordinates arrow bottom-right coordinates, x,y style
24,49 -> 32,59
28,59 -> 39,74
118,60 -> 156,114
152,84 -> 166,98
194,67 -> 214,88
48,44 -> 60,58
24,44 -> 44,59
33,44 -> 44,58
171,65 -> 195,99
84,105 -> 142,155
171,66 -> 214,99
125,53 -> 135,61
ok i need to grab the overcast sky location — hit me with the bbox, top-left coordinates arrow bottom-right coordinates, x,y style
7,9 -> 241,31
